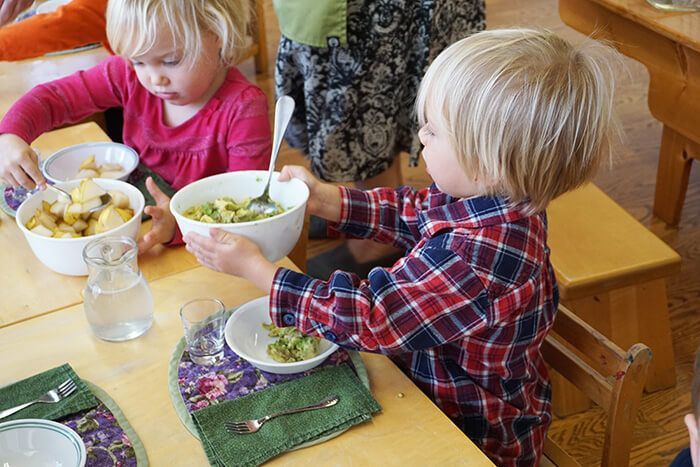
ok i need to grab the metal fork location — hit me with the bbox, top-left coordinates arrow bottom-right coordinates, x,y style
225,395 -> 340,434
0,379 -> 78,420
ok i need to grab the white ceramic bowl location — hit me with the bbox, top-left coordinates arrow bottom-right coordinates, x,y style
42,142 -> 139,184
225,296 -> 338,374
170,170 -> 309,262
0,419 -> 86,467
16,178 -> 145,276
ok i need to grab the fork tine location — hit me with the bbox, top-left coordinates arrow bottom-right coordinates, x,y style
57,379 -> 73,392
59,381 -> 77,398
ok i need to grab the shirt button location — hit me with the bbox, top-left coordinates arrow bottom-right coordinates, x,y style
282,314 -> 295,326
324,331 -> 337,342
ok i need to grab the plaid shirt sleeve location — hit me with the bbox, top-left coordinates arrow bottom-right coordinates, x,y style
327,185 -> 431,250
270,236 -> 491,353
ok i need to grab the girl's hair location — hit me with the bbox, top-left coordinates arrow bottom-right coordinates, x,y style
106,0 -> 251,68
416,28 -> 623,213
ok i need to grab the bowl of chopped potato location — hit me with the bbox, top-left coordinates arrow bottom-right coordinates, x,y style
224,295 -> 338,374
42,142 -> 139,184
15,178 -> 144,276
170,170 -> 309,262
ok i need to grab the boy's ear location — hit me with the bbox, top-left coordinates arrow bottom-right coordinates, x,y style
684,413 -> 699,466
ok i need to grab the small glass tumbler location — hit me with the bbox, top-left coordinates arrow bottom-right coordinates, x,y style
180,298 -> 226,365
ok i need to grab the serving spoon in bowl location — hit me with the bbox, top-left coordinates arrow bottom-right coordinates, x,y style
42,182 -> 112,214
248,95 -> 296,215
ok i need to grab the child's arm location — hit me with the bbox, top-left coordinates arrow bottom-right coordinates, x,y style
225,87 -> 273,172
0,55 -> 128,144
0,56 -> 128,188
0,0 -> 108,61
268,237 -> 492,355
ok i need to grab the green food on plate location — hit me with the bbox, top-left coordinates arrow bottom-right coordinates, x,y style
263,322 -> 321,363
183,196 -> 285,223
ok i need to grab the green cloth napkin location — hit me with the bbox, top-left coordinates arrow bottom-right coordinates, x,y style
0,363 -> 98,422
127,163 -> 177,220
192,364 -> 381,467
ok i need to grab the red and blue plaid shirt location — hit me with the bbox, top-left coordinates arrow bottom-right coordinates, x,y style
270,185 -> 557,466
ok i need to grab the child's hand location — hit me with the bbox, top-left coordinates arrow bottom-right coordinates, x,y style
184,229 -> 278,291
138,177 -> 176,253
0,133 -> 45,189
278,165 -> 341,222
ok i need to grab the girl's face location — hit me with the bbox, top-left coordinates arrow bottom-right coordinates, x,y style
129,32 -> 224,107
418,110 -> 485,198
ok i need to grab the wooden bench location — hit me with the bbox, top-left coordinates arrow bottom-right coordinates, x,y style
546,183 -> 681,415
541,305 -> 651,467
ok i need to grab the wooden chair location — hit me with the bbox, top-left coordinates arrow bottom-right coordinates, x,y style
547,183 -> 680,416
541,305 -> 652,467
238,0 -> 269,75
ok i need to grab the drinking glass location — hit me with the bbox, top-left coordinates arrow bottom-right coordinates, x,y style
180,298 -> 226,365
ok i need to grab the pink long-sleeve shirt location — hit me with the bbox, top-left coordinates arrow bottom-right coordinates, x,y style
0,55 -> 272,190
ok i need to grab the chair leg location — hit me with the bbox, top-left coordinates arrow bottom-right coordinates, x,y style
653,125 -> 695,226
252,0 -> 269,75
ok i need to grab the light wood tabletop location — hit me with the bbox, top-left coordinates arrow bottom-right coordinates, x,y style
0,46 -> 109,119
558,0 -> 700,225
0,122 -> 199,327
0,262 -> 493,466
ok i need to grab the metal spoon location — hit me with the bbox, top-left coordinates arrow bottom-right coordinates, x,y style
248,95 -> 295,215
44,183 -> 112,213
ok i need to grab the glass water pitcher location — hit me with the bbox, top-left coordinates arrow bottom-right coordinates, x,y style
82,236 -> 154,341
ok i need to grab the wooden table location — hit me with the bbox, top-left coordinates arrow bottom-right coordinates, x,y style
558,0 -> 700,225
0,46 -> 109,118
0,123 -> 199,327
0,262 -> 493,465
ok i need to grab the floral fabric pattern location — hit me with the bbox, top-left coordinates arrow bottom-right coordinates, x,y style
178,345 -> 353,413
275,0 -> 485,182
61,402 -> 137,466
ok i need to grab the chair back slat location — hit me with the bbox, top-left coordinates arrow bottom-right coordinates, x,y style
543,305 -> 651,467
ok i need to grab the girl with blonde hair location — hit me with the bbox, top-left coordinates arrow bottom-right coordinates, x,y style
0,0 -> 271,252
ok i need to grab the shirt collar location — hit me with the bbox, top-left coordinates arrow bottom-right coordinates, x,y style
419,184 -> 531,236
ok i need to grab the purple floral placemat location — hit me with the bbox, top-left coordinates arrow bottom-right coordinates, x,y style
61,402 -> 137,466
177,345 -> 353,413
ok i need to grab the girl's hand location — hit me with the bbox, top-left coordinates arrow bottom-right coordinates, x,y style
184,229 -> 278,291
138,177 -> 176,253
0,133 -> 45,189
278,165 -> 341,222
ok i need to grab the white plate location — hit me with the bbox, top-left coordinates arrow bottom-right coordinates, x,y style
0,419 -> 86,467
225,296 -> 338,374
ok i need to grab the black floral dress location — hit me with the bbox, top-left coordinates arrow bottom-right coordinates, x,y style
275,0 -> 486,182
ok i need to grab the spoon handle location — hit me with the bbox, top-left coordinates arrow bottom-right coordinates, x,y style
262,96 -> 295,195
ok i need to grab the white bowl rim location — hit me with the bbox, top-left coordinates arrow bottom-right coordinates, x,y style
225,296 -> 338,369
15,178 -> 144,243
0,418 -> 87,466
170,171 -> 310,228
42,142 -> 139,182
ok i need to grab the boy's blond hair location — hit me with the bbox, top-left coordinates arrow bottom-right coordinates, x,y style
106,0 -> 251,68
416,28 -> 622,213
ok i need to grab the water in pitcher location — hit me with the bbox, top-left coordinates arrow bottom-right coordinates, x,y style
84,269 -> 154,341
83,236 -> 154,341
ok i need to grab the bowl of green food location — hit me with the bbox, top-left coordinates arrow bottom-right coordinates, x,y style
170,170 -> 309,262
224,296 -> 338,374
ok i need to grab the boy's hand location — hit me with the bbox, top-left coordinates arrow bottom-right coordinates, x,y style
138,177 -> 176,253
0,133 -> 45,189
0,0 -> 33,27
278,165 -> 341,222
184,229 -> 278,291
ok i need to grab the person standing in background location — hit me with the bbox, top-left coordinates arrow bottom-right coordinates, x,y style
273,0 -> 486,278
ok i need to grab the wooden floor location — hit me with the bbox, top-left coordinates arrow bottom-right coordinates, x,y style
238,1 -> 700,465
